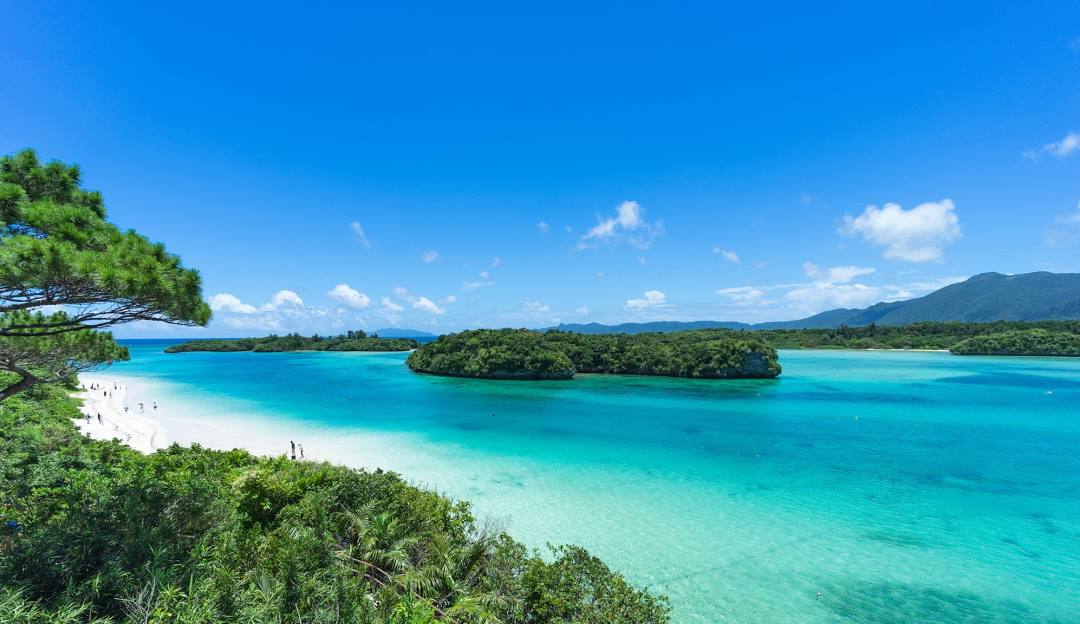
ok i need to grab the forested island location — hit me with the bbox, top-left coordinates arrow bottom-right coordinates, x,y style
738,320 -> 1080,354
949,328 -> 1080,356
165,330 -> 419,353
406,328 -> 781,379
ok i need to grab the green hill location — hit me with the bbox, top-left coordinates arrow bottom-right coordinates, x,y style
555,272 -> 1080,334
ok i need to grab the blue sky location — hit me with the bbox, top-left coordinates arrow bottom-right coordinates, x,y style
4,2 -> 1080,336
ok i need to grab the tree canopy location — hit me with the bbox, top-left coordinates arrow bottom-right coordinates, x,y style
0,149 -> 211,337
407,329 -> 781,380
164,330 -> 420,353
0,148 -> 211,399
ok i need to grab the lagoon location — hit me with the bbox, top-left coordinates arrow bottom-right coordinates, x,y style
108,342 -> 1080,623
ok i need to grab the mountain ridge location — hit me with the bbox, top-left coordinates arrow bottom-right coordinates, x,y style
552,271 -> 1080,334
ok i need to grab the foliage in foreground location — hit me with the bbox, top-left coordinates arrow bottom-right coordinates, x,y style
949,328 -> 1080,356
165,330 -> 419,354
0,383 -> 668,623
407,329 -> 781,379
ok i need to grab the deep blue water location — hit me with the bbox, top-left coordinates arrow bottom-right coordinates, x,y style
109,342 -> 1080,623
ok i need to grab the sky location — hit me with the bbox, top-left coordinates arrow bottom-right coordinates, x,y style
3,2 -> 1080,337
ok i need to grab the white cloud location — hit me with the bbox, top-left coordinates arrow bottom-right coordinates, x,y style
271,290 -> 305,308
1055,201 -> 1080,224
574,305 -> 590,316
785,282 -> 890,312
327,284 -> 371,309
1045,202 -> 1080,247
523,301 -> 549,312
714,247 -> 741,264
479,270 -> 489,279
393,287 -> 445,315
825,265 -> 876,283
421,250 -> 441,263
842,199 -> 961,262
463,280 -> 495,290
802,261 -> 821,278
1024,132 -> 1080,160
350,222 -> 371,248
537,221 -> 550,234
579,200 -> 663,250
626,290 -> 667,310
380,297 -> 404,313
413,296 -> 444,315
208,293 -> 257,314
718,287 -> 769,306
222,315 -> 282,332
491,256 -> 502,268
444,295 -> 457,304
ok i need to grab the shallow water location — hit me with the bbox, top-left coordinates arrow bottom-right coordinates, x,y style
110,342 -> 1080,623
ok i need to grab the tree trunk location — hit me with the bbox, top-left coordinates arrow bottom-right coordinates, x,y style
0,366 -> 38,401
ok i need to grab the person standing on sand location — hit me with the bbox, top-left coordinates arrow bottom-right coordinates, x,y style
97,413 -> 102,424
290,440 -> 296,460
299,444 -> 304,459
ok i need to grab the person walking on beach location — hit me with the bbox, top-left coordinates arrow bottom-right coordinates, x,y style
290,440 -> 296,460
298,444 -> 304,459
153,402 -> 158,411
97,413 -> 102,424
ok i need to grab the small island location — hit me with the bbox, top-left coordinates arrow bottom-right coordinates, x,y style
949,328 -> 1080,356
744,320 -> 1080,354
165,330 -> 420,353
406,328 -> 781,380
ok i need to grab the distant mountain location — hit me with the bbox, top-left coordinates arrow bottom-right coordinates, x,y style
551,272 -> 1080,334
553,320 -> 750,334
839,272 -> 1080,325
372,328 -> 437,338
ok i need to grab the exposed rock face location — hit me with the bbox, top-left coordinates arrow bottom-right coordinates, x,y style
738,350 -> 782,378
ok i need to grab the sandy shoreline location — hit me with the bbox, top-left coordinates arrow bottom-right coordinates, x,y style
74,374 -> 167,453
72,373 -> 366,463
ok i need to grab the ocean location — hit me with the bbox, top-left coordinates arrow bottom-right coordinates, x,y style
108,341 -> 1080,623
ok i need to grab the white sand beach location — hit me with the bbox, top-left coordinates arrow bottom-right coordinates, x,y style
74,374 -> 168,453
71,373 -> 398,465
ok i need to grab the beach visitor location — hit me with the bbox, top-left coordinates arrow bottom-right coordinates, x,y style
290,440 -> 296,460
97,413 -> 102,424
299,444 -> 304,459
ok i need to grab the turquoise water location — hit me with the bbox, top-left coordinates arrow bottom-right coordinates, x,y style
110,342 -> 1080,623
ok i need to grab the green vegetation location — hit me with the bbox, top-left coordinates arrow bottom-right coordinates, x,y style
0,383 -> 669,623
0,149 -> 666,622
164,330 -> 420,353
0,149 -> 209,399
407,329 -> 781,379
743,320 -> 1080,352
949,329 -> 1080,356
